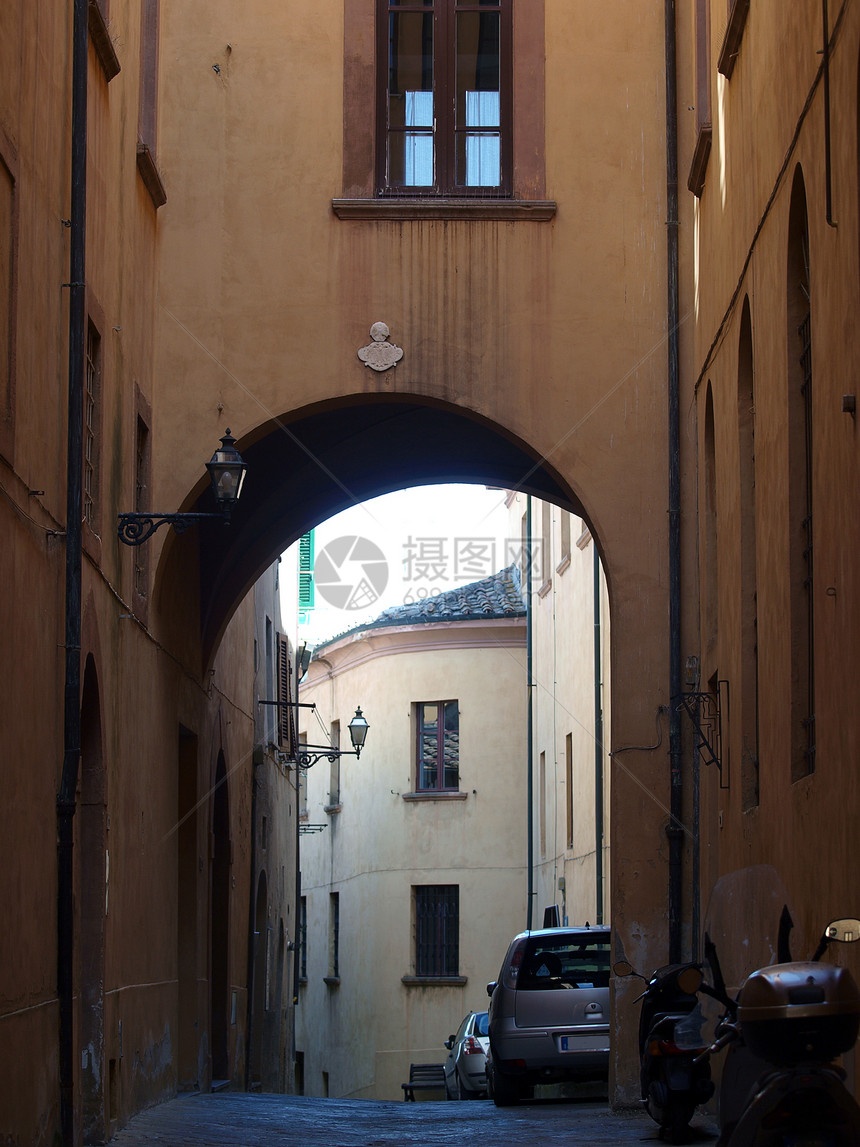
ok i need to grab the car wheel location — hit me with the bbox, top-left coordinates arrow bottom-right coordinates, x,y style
488,1060 -> 520,1108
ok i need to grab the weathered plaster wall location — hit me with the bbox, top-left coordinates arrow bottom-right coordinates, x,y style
148,3 -> 696,1104
690,0 -> 860,1095
295,621 -> 528,1100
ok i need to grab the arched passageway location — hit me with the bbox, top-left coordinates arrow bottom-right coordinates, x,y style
158,397 -> 585,666
158,392 -> 673,1106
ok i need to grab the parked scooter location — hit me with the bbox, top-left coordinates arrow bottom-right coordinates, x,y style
697,911 -> 860,1146
614,958 -> 715,1142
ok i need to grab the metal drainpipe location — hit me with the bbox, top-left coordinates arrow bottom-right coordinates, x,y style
57,0 -> 88,1140
526,496 -> 534,931
664,0 -> 684,965
593,546 -> 604,926
244,752 -> 261,1090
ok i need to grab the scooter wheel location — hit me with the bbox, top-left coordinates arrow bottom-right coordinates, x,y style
664,1103 -> 695,1144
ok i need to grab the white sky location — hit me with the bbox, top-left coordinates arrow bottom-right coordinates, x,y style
281,483 -> 517,647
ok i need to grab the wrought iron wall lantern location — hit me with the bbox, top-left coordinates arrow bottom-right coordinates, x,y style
676,677 -> 729,790
296,707 -> 369,769
117,430 -> 247,546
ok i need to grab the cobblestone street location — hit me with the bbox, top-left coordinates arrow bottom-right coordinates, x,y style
108,1092 -> 720,1146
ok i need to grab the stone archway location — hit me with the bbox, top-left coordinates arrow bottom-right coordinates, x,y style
156,395 -> 584,669
155,394 -> 681,1105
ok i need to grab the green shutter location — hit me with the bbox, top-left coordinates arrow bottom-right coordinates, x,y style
298,531 -> 315,610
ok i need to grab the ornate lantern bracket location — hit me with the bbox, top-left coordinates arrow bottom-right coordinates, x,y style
117,430 -> 247,546
676,680 -> 729,789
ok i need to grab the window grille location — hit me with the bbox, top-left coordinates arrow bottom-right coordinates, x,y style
415,885 -> 458,977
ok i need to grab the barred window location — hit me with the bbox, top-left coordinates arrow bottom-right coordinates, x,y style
299,896 -> 307,981
415,885 -> 458,977
329,892 -> 340,979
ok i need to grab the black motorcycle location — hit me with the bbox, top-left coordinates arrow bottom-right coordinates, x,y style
614,958 -> 715,1142
698,909 -> 860,1146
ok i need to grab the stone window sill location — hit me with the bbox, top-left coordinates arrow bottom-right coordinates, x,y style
323,976 -> 341,987
402,791 -> 468,803
332,199 -> 557,222
401,975 -> 467,987
556,553 -> 571,576
324,802 -> 343,815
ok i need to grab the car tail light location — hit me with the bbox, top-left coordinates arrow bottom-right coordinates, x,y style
463,1037 -> 483,1055
503,939 -> 527,988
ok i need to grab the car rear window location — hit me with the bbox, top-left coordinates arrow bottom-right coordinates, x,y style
519,935 -> 611,990
475,1012 -> 489,1036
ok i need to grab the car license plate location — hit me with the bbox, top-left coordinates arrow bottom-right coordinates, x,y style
561,1036 -> 569,1051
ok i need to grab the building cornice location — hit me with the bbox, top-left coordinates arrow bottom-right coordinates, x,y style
302,617 -> 525,685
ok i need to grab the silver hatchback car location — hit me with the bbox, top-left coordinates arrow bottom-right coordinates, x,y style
486,926 -> 611,1105
443,1010 -> 490,1099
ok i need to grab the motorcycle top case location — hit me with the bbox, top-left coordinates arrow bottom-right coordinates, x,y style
737,961 -> 860,1065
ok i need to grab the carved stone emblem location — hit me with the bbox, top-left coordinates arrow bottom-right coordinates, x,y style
357,322 -> 403,372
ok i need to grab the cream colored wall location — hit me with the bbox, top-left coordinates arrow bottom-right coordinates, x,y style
295,622 -> 527,1099
505,494 -> 612,931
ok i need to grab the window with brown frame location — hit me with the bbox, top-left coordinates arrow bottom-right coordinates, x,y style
688,0 -> 712,196
137,0 -> 166,207
415,700 -> 459,790
377,0 -> 512,196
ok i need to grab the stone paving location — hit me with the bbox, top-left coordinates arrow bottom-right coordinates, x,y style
108,1092 -> 720,1146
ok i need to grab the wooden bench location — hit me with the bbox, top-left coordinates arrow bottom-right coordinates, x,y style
401,1062 -> 446,1101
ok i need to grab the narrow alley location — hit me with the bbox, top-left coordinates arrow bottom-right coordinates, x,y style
108,1092 -> 719,1146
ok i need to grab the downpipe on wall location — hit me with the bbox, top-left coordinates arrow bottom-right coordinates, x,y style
526,496 -> 535,931
57,0 -> 88,1140
664,0 -> 684,964
593,546 -> 604,925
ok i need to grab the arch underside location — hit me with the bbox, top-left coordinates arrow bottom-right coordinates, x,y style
176,398 -> 583,665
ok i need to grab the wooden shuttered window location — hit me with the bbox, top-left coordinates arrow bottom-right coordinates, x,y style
276,633 -> 296,754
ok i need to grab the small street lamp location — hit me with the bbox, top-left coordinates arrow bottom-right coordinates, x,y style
297,707 -> 370,768
117,430 -> 247,545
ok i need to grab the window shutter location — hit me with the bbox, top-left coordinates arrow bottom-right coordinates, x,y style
276,633 -> 295,753
298,531 -> 315,611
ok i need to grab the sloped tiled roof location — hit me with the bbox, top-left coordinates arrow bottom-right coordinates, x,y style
371,564 -> 525,627
313,565 -> 525,653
